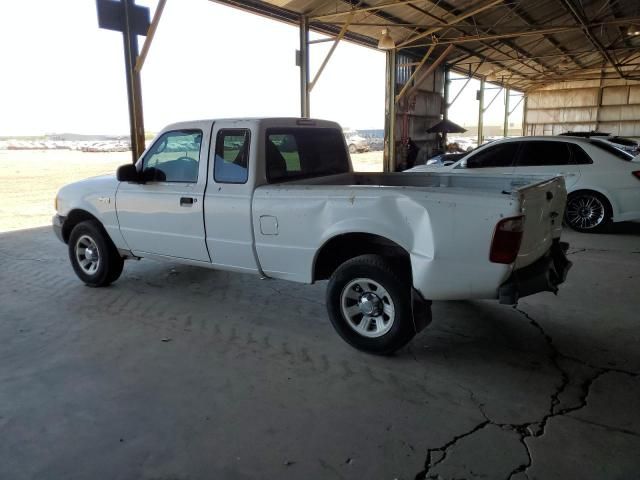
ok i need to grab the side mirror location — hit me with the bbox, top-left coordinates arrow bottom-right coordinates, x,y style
140,167 -> 166,183
117,164 -> 139,182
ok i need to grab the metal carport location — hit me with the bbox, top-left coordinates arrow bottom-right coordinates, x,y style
209,0 -> 640,170
114,0 -> 640,168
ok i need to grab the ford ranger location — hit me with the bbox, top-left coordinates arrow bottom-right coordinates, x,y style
53,118 -> 571,354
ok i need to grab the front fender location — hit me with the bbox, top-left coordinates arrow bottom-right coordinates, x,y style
55,175 -> 128,250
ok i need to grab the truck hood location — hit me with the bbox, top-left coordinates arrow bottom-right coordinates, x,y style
59,174 -> 118,195
56,174 -> 119,216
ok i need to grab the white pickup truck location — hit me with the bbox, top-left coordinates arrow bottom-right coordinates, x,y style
53,118 -> 571,354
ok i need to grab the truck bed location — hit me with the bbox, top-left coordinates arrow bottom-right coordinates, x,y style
253,172 -> 566,299
284,171 -> 553,195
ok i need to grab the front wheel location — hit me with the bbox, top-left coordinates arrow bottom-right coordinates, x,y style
68,220 -> 124,287
348,144 -> 357,154
564,191 -> 612,233
326,255 -> 416,354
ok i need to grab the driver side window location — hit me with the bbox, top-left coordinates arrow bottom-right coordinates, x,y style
142,130 -> 202,183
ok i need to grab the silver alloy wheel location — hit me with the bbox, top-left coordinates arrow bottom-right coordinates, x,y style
75,234 -> 101,275
340,278 -> 395,338
566,194 -> 606,230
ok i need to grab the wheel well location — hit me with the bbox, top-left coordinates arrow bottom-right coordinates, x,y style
62,209 -> 100,243
567,189 -> 612,213
313,233 -> 411,282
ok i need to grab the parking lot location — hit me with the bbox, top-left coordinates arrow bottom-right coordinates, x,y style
1,221 -> 638,479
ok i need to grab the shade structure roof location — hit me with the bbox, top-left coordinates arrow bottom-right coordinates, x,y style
426,119 -> 467,133
213,0 -> 640,91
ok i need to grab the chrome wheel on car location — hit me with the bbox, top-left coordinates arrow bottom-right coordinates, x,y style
75,234 -> 101,275
340,278 -> 395,338
565,194 -> 606,230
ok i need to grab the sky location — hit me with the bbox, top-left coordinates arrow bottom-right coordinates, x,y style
0,0 -> 521,136
447,73 -> 524,131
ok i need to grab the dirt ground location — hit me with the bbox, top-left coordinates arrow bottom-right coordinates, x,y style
0,150 -> 383,232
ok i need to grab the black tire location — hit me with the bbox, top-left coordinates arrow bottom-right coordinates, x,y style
564,191 -> 612,233
326,254 -> 416,355
348,144 -> 357,154
68,220 -> 124,287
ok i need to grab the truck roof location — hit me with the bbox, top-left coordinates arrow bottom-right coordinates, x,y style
162,117 -> 342,132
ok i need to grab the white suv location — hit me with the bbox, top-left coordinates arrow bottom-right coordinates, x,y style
408,136 -> 640,232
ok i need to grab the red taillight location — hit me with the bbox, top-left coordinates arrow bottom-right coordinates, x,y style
632,171 -> 640,180
490,216 -> 525,264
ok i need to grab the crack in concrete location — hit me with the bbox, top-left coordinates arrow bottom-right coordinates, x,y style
415,306 -> 636,480
414,420 -> 491,479
558,353 -> 639,377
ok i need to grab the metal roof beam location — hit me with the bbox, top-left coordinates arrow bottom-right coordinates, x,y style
401,2 -> 546,77
308,12 -> 355,92
405,0 -> 559,83
310,0 -> 420,21
557,0 -> 625,78
396,0 -> 504,48
501,2 -> 586,70
406,25 -> 593,47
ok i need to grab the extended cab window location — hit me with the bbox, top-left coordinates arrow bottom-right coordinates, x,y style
464,142 -> 519,168
266,128 -> 349,182
214,129 -> 250,184
142,130 -> 202,182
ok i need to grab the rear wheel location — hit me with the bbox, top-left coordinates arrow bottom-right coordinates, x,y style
326,254 -> 415,354
348,144 -> 357,154
565,191 -> 611,233
68,220 -> 124,287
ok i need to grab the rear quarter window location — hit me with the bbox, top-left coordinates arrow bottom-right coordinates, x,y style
569,144 -> 593,165
590,140 -> 634,161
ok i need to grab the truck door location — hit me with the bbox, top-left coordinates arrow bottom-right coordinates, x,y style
203,125 -> 260,274
116,127 -> 211,262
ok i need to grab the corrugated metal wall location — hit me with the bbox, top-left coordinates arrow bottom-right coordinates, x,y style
524,79 -> 640,137
394,54 -> 445,166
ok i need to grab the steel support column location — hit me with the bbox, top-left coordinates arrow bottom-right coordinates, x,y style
122,0 -> 146,162
299,16 -> 310,117
443,64 -> 450,148
477,77 -> 485,146
595,66 -> 605,131
384,49 -> 397,172
503,87 -> 510,137
522,94 -> 528,136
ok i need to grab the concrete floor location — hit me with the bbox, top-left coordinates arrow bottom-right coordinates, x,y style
1,225 -> 639,480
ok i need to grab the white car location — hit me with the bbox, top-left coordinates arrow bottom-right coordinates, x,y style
448,137 -> 477,152
343,130 -> 370,154
408,136 -> 640,232
53,118 -> 571,354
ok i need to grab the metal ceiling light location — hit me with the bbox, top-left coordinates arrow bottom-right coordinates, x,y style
627,24 -> 640,36
378,28 -> 395,50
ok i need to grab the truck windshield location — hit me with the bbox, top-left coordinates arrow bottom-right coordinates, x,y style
266,128 -> 350,182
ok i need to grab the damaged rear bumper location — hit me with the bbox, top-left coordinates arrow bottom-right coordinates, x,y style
498,240 -> 572,305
